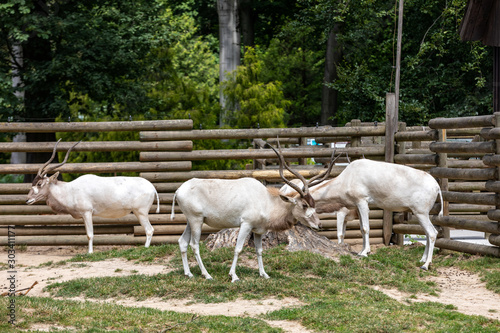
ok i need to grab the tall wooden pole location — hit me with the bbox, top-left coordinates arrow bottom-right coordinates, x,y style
383,0 -> 404,245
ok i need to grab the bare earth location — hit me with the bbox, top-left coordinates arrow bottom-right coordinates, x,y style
1,246 -> 499,333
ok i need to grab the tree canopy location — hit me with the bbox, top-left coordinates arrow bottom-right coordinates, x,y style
0,0 -> 494,128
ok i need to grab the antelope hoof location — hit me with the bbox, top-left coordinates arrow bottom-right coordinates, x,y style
185,273 -> 194,278
231,276 -> 240,283
420,265 -> 429,271
260,273 -> 270,279
357,252 -> 368,257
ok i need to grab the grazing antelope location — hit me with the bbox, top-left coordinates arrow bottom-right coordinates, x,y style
26,139 -> 159,253
171,143 -> 331,282
281,157 -> 443,270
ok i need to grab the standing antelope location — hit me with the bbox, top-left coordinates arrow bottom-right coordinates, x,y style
171,143 -> 329,282
26,139 -> 159,254
282,157 -> 443,270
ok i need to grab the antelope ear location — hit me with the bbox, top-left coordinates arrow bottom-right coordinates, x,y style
280,195 -> 297,204
49,172 -> 60,184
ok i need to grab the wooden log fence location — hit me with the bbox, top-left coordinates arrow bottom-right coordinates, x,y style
0,119 -> 388,249
392,114 -> 500,257
0,117 -> 499,258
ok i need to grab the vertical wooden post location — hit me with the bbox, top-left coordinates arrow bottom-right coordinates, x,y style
350,119 -> 361,148
299,137 -> 307,165
383,93 -> 397,245
438,128 -> 450,239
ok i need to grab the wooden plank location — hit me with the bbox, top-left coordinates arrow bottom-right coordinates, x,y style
0,214 -> 186,225
0,235 -> 182,246
0,225 -> 133,236
431,215 -> 500,234
429,141 -> 495,154
140,126 -> 386,141
0,120 -> 193,132
141,167 -> 346,182
394,130 -> 438,142
435,238 -> 500,257
0,161 -> 192,174
441,191 -> 496,205
0,141 -> 193,152
140,146 -> 384,161
430,167 -> 496,181
394,154 -> 437,165
428,115 -> 495,129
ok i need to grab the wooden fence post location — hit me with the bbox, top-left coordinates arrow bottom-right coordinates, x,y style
438,128 -> 450,239
383,92 -> 397,245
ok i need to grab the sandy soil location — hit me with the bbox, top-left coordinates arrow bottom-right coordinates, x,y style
1,245 -> 499,333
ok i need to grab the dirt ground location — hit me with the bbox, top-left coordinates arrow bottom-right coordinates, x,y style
1,245 -> 499,332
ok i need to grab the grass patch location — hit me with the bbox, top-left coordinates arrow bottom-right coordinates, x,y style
12,243 -> 499,332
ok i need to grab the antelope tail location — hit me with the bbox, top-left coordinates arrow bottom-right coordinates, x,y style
171,192 -> 177,220
155,190 -> 160,214
438,188 -> 444,217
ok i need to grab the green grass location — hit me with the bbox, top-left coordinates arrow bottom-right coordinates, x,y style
3,243 -> 499,332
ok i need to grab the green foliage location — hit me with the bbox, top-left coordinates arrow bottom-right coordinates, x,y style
222,47 -> 290,128
331,0 -> 492,125
260,27 -> 324,127
146,9 -> 220,129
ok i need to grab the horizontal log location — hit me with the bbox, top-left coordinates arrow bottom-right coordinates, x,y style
489,234 -> 500,247
0,235 -> 182,246
141,167 -> 346,182
431,215 -> 500,234
394,130 -> 438,142
480,127 -> 500,140
406,214 -> 492,224
135,224 -> 221,235
0,214 -> 187,225
318,229 -> 383,239
0,161 -> 192,174
343,237 -> 384,246
140,126 -> 386,141
394,154 -> 437,165
0,225 -> 133,236
392,224 -> 443,237
487,209 -> 500,221
430,167 -> 496,180
434,238 -> 500,257
140,146 -> 385,161
428,115 -> 495,129
430,203 -> 494,213
0,183 -> 31,194
429,141 -> 495,154
485,180 -> 500,193
448,182 -> 486,192
0,120 -> 193,132
482,154 -> 500,167
0,141 -> 193,152
319,220 -> 383,230
441,191 -> 497,205
446,159 -> 487,168
0,182 -> 182,194
446,128 -> 484,137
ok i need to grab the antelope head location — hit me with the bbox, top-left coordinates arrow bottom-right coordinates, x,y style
26,139 -> 81,204
267,140 -> 336,230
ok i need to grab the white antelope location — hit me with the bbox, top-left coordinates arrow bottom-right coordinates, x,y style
171,143 -> 330,282
26,139 -> 159,254
283,158 -> 443,270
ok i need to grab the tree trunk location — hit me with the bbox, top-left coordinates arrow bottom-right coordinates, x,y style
205,223 -> 353,261
321,23 -> 343,126
239,0 -> 255,49
218,0 -> 241,126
